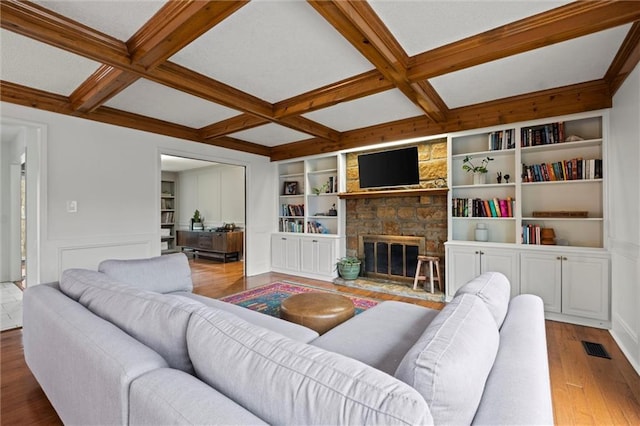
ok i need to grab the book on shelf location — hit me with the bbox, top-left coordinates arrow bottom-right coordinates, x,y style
521,122 -> 565,147
522,158 -> 602,182
488,129 -> 515,151
452,197 -> 514,218
281,204 -> 304,216
279,218 -> 304,233
160,211 -> 174,223
307,221 -> 328,234
522,224 -> 542,245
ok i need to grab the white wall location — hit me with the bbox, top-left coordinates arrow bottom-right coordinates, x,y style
1,102 -> 277,282
609,63 -> 640,374
176,163 -> 245,230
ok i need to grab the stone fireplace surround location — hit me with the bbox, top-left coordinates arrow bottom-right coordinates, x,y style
343,138 -> 448,285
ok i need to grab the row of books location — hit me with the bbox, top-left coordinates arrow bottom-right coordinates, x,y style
522,224 -> 542,245
160,199 -> 174,209
280,204 -> 304,217
522,158 -> 602,182
452,197 -> 514,218
488,129 -> 516,151
279,218 -> 304,233
521,122 -> 565,147
160,211 -> 174,224
307,221 -> 329,234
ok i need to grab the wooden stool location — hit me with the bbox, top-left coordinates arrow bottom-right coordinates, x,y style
413,255 -> 442,293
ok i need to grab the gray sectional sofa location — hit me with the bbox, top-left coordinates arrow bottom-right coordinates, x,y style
23,253 -> 553,425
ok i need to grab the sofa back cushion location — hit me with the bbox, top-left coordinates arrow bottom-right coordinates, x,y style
455,271 -> 511,328
98,253 -> 192,293
187,307 -> 433,426
394,294 -> 499,425
60,268 -> 201,374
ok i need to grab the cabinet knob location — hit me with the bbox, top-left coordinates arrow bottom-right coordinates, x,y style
281,237 -> 286,241
312,240 -> 318,243
563,256 -> 568,261
475,251 -> 480,254
556,256 -> 562,260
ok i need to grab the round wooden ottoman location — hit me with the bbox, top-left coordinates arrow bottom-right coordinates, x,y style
280,292 -> 355,335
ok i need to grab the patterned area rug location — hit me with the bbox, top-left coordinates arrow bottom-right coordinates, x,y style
334,277 -> 445,303
220,281 -> 379,318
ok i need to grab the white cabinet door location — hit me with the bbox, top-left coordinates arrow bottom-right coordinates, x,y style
300,237 -> 336,277
446,244 -> 519,298
562,255 -> 609,321
521,252 -> 562,314
446,245 -> 481,298
271,234 -> 300,272
480,248 -> 520,298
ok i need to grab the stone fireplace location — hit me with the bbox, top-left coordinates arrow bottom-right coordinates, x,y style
343,138 -> 448,285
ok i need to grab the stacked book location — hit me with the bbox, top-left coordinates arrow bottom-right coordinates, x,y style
279,218 -> 304,233
521,122 -> 565,147
281,204 -> 304,216
488,129 -> 516,151
522,158 -> 602,182
452,197 -> 514,218
522,224 -> 542,244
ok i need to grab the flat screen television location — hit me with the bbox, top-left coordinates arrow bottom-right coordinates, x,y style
357,146 -> 420,189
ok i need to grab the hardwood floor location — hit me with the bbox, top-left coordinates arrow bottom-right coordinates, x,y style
2,258 -> 639,425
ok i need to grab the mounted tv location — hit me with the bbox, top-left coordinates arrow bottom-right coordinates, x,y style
358,146 -> 420,189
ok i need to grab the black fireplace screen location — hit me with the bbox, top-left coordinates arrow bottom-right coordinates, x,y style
361,236 -> 423,282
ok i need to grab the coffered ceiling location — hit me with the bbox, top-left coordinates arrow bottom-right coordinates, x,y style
1,1 -> 639,161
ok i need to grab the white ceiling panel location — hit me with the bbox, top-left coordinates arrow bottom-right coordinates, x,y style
161,155 -> 217,172
105,79 -> 240,128
230,124 -> 312,147
170,0 -> 374,103
31,0 -> 165,41
303,89 -> 423,132
430,25 -> 631,109
369,0 -> 570,56
0,29 -> 100,95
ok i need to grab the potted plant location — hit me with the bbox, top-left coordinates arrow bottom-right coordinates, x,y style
191,209 -> 204,230
462,155 -> 493,185
336,256 -> 361,280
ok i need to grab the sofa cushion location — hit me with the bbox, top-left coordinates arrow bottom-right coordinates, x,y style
394,293 -> 499,425
98,253 -> 193,293
187,307 -> 433,426
60,268 -> 202,374
455,271 -> 511,328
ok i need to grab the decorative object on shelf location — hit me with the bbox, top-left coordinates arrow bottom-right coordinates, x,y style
475,223 -> 489,242
504,174 -> 510,184
312,182 -> 328,195
328,204 -> 337,216
496,172 -> 502,183
541,228 -> 556,245
283,181 -> 298,195
336,256 -> 361,280
433,176 -> 447,188
191,209 -> 204,230
532,211 -> 588,218
462,155 -> 493,185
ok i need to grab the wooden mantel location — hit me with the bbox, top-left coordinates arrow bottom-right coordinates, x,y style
338,188 -> 448,199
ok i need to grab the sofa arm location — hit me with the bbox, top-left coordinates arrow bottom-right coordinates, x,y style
129,368 -> 268,425
23,283 -> 168,426
472,294 -> 554,425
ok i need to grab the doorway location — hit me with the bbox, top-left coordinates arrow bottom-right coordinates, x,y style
160,154 -> 247,280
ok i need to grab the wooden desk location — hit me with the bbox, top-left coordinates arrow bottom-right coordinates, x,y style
176,230 -> 243,262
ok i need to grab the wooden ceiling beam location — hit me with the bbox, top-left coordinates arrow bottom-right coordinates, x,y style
409,1 -> 640,82
605,22 -> 640,95
0,80 -> 74,115
270,80 -> 612,161
308,0 -> 447,123
278,116 -> 342,141
127,1 -> 249,70
69,1 -> 248,114
1,0 -> 132,70
273,70 -> 393,118
200,114 -> 270,140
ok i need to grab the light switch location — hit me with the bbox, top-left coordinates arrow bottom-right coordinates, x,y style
66,200 -> 78,213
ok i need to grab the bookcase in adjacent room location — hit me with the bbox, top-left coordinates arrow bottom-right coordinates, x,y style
160,176 -> 177,254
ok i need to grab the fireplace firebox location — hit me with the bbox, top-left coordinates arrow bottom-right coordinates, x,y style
358,235 -> 425,283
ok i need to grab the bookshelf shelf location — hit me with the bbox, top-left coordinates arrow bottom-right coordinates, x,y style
160,178 -> 177,254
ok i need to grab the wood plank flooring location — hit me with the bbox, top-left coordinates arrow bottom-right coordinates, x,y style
1,258 -> 639,425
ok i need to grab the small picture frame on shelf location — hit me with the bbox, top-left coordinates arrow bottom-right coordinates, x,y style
283,181 -> 298,195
